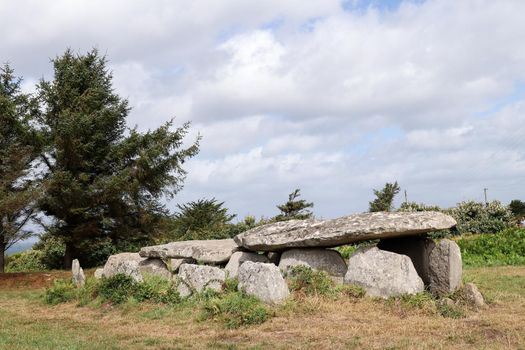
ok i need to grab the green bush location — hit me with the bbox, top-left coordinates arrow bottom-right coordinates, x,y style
287,265 -> 334,297
457,228 -> 525,267
98,274 -> 138,304
200,291 -> 269,329
44,279 -> 77,305
334,284 -> 366,299
449,200 -> 513,235
6,250 -> 46,272
134,274 -> 181,305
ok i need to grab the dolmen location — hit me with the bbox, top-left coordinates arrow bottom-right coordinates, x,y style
96,211 -> 462,303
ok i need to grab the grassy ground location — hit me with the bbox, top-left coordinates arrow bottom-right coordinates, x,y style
1,266 -> 525,349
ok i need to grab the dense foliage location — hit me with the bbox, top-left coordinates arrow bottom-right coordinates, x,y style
168,198 -> 236,240
369,181 -> 400,212
0,64 -> 40,272
34,49 -> 199,268
457,228 -> 525,267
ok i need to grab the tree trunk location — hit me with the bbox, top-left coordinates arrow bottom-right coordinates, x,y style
64,242 -> 74,270
0,242 -> 6,273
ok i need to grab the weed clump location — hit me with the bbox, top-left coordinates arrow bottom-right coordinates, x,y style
287,265 -> 334,297
44,279 -> 76,305
199,291 -> 269,329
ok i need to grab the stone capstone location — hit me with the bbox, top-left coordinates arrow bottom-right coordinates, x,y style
279,248 -> 347,285
176,264 -> 226,298
139,239 -> 238,264
234,211 -> 456,251
224,252 -> 269,278
238,262 -> 290,304
71,259 -> 85,287
429,239 -> 462,296
138,258 -> 171,280
344,246 -> 424,298
377,236 -> 435,285
101,253 -> 146,282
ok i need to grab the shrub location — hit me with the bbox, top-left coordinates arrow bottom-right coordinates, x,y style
335,246 -> 357,259
134,274 -> 181,305
457,228 -> 525,267
5,250 -> 46,272
98,274 -> 138,304
449,200 -> 513,235
287,265 -> 334,297
44,279 -> 77,305
200,291 -> 269,329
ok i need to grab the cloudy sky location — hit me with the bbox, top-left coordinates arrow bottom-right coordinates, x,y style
2,0 -> 525,221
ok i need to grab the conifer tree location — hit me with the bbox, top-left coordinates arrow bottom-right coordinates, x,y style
275,189 -> 314,221
35,49 -> 199,268
0,64 -> 39,272
369,181 -> 400,212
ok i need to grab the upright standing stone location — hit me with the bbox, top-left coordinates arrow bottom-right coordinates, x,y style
176,264 -> 226,298
101,253 -> 146,282
238,262 -> 289,304
71,259 -> 86,287
170,258 -> 195,273
279,248 -> 347,285
344,247 -> 424,298
377,236 -> 435,285
138,258 -> 172,280
428,239 -> 462,296
224,252 -> 269,278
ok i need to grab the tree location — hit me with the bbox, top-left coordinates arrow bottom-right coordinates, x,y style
168,198 -> 236,241
35,49 -> 199,268
369,181 -> 400,212
0,64 -> 39,273
509,200 -> 525,224
275,189 -> 314,221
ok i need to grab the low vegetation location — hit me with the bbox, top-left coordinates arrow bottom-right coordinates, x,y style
457,228 -> 525,267
1,265 -> 524,349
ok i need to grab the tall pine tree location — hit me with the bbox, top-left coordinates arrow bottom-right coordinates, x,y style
0,64 -> 39,273
369,181 -> 400,212
275,189 -> 314,221
35,49 -> 199,268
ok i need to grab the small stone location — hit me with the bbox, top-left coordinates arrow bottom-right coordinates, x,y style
279,248 -> 347,285
462,283 -> 485,308
139,258 -> 171,280
94,268 -> 104,279
344,247 -> 424,298
238,262 -> 290,304
71,259 -> 85,287
176,264 -> 226,298
429,239 -> 462,296
170,258 -> 195,272
224,252 -> 269,278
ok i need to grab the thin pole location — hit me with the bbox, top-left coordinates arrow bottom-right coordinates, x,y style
484,188 -> 488,206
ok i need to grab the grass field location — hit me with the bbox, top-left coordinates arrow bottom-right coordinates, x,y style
1,266 -> 525,349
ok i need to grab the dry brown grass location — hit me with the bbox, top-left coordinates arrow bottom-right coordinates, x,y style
1,266 -> 525,349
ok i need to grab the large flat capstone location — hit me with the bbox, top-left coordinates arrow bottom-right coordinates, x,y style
139,239 -> 239,264
234,211 -> 456,251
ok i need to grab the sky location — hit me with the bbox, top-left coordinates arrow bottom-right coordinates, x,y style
2,0 -> 525,229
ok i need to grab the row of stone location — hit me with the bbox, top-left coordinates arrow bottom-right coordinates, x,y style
92,237 -> 461,302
